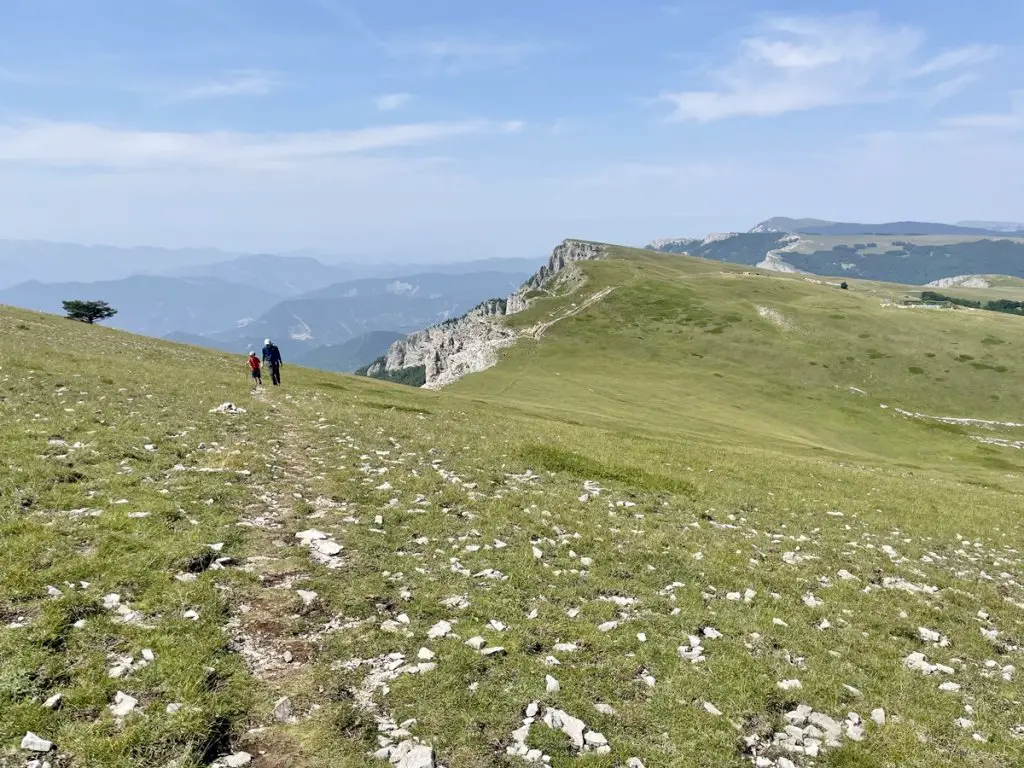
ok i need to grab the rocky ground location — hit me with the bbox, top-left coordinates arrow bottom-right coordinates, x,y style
2,306 -> 1024,767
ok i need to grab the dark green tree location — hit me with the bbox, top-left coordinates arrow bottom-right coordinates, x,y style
62,300 -> 118,324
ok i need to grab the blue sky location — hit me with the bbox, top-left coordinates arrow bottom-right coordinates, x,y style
0,0 -> 1021,259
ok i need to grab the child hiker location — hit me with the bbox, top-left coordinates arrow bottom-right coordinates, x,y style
248,351 -> 263,388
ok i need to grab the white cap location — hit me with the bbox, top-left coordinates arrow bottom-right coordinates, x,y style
249,351 -> 255,356
264,339 -> 271,345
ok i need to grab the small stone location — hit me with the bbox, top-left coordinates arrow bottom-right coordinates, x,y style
109,691 -> 139,719
313,540 -> 342,556
843,684 -> 863,698
167,703 -> 182,715
297,590 -> 318,606
938,682 -> 961,692
777,679 -> 803,691
42,693 -> 62,710
627,760 -> 646,768
427,620 -> 452,639
222,753 -> 253,767
183,609 -> 199,621
637,632 -> 647,643
598,621 -> 619,632
546,675 -> 560,693
584,731 -> 608,746
465,636 -> 486,650
141,648 -> 156,662
526,702 -> 540,717
594,703 -> 617,716
703,702 -> 723,716
21,732 -> 53,752
283,650 -> 294,663
871,708 -> 886,726
480,646 -> 506,657
417,647 -> 436,661
273,697 -> 292,722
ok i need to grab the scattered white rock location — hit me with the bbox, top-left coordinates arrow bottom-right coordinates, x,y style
546,675 -> 560,693
427,620 -> 452,639
109,691 -> 139,719
273,697 -> 293,723
297,590 -> 318,606
21,732 -> 53,752
777,679 -> 803,691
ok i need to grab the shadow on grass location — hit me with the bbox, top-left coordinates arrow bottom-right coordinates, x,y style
520,443 -> 695,496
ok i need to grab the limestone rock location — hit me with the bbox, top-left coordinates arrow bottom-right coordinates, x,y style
21,732 -> 53,752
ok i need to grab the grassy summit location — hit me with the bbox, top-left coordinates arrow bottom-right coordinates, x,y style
2,245 -> 1023,767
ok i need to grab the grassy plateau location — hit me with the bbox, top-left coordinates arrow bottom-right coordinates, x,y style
1,245 -> 1023,768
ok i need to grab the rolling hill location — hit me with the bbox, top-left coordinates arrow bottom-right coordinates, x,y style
2,242 -> 1023,767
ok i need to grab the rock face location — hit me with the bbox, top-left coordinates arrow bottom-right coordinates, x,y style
360,240 -> 609,389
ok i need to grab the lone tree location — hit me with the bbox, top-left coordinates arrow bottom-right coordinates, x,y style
63,300 -> 118,324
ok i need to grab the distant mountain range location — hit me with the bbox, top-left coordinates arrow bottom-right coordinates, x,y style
0,237 -> 543,292
0,275 -> 280,338
648,217 -> 1024,285
0,242 -> 538,373
292,331 -> 406,373
199,271 -> 529,354
750,217 -> 1023,237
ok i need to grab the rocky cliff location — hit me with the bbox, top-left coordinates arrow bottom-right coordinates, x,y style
359,239 -> 608,388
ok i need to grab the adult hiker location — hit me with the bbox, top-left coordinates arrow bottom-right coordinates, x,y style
262,338 -> 283,386
247,351 -> 263,388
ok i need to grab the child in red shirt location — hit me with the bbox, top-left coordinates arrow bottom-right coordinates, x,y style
248,352 -> 262,388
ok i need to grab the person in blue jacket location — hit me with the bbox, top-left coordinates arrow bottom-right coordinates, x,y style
262,338 -> 283,386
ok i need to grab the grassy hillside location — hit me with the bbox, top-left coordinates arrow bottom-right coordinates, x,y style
2,244 -> 1024,768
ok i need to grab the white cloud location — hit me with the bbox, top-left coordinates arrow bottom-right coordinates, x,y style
170,71 -> 278,102
0,119 -> 524,170
375,92 -> 412,112
660,13 -> 997,121
912,44 -> 1000,77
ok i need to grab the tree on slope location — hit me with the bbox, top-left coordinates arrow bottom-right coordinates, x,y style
62,300 -> 118,324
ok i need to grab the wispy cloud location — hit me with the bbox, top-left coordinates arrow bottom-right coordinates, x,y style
170,71 -> 278,102
940,93 -> 1024,130
922,73 -> 978,106
0,119 -> 524,170
385,37 -> 540,74
912,44 -> 1000,77
375,93 -> 412,112
661,13 -> 995,122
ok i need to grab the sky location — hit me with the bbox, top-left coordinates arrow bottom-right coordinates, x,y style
0,0 -> 1021,260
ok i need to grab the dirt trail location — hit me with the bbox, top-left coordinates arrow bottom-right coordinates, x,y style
224,391 -> 328,765
526,287 -> 616,340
